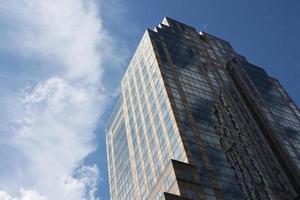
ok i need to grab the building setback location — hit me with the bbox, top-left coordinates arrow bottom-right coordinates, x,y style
106,17 -> 300,200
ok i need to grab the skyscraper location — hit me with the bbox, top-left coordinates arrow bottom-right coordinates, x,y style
106,17 -> 300,200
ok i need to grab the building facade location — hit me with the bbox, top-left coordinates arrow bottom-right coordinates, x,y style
106,17 -> 300,200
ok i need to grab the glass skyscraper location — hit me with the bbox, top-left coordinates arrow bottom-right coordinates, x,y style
106,17 -> 300,200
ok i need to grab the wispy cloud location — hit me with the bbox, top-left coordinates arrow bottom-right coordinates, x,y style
0,0 -> 113,199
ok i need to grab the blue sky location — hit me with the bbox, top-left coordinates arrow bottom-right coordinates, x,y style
0,0 -> 299,200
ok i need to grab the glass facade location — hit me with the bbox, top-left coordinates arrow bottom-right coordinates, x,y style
106,17 -> 300,200
107,30 -> 187,200
241,62 -> 300,168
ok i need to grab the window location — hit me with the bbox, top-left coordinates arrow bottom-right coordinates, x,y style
164,174 -> 173,190
155,191 -> 163,200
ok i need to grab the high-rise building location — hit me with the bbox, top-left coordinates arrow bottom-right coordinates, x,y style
105,17 -> 300,200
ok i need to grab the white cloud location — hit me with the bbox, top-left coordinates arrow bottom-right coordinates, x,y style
0,0 -> 113,84
0,189 -> 47,200
0,0 -> 112,199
